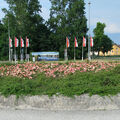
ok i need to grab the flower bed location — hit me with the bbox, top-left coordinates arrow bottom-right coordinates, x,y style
0,61 -> 120,79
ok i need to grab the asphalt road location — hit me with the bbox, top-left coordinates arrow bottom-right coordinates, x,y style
0,109 -> 120,120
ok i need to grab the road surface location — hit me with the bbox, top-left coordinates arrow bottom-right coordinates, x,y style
0,109 -> 120,120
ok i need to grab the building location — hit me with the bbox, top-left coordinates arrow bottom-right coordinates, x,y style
99,44 -> 120,56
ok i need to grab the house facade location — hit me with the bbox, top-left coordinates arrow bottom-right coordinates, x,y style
99,44 -> 120,56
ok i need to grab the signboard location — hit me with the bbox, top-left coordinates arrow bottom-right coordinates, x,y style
31,52 -> 59,61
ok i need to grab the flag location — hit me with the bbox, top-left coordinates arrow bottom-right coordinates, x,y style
90,37 -> 93,47
9,37 -> 12,48
26,37 -> 29,47
21,37 -> 24,47
66,37 -> 70,48
75,37 -> 78,47
15,37 -> 19,47
83,36 -> 86,47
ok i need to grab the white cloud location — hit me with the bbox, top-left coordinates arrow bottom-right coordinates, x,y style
91,18 -> 120,34
105,23 -> 120,34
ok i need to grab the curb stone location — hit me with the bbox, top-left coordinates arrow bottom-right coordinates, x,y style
0,94 -> 120,110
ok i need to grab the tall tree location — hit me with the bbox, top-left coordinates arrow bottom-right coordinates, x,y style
93,22 -> 113,55
48,0 -> 88,59
0,21 -> 8,60
2,0 -> 51,56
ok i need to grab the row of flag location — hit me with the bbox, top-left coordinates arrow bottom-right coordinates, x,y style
9,37 -> 29,48
66,36 -> 93,48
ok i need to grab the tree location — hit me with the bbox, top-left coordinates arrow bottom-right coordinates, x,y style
2,0 -> 52,57
47,0 -> 68,58
101,35 -> 113,55
48,0 -> 88,59
93,22 -> 113,55
0,21 -> 8,60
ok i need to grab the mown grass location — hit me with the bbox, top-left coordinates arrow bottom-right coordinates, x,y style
0,64 -> 120,98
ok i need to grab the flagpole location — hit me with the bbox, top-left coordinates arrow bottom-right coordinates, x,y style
74,37 -> 78,61
26,37 -> 27,61
15,46 -> 16,63
14,37 -> 16,63
92,45 -> 93,60
82,44 -> 83,61
65,37 -> 69,61
13,37 -> 15,60
66,44 -> 68,61
74,45 -> 75,61
20,36 -> 21,61
88,2 -> 91,61
26,46 -> 27,61
66,37 -> 68,61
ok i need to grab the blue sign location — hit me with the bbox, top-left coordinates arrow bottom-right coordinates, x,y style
31,52 -> 59,61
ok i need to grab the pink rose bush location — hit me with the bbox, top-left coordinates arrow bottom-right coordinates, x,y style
0,61 -> 119,79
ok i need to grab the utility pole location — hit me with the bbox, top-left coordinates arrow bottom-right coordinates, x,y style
88,2 -> 91,61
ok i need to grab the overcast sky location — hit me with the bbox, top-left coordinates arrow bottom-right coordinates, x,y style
0,0 -> 120,44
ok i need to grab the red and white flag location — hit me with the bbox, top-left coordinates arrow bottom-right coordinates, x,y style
9,37 -> 12,48
21,37 -> 24,47
74,37 -> 78,47
26,37 -> 29,47
15,37 -> 19,47
90,37 -> 93,47
83,36 -> 86,47
66,37 -> 70,48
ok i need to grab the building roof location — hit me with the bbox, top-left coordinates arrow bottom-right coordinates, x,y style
113,44 -> 120,48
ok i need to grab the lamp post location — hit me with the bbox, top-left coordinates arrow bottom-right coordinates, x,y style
88,2 -> 91,61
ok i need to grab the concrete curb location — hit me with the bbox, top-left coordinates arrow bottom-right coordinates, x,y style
0,94 -> 120,110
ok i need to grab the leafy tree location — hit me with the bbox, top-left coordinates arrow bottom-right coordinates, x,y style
101,35 -> 113,55
93,22 -> 113,56
48,0 -> 88,59
2,0 -> 52,59
0,21 -> 8,60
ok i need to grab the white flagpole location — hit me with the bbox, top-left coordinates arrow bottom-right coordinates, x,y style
82,44 -> 83,61
14,38 -> 16,63
14,37 -> 15,62
26,38 -> 27,61
66,37 -> 68,61
88,2 -> 91,61
20,36 -> 21,61
74,44 -> 75,61
66,43 -> 68,61
14,37 -> 18,63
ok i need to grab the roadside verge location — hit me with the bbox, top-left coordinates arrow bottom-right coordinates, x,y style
0,94 -> 120,110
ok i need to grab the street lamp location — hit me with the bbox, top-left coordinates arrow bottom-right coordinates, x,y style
88,2 -> 91,61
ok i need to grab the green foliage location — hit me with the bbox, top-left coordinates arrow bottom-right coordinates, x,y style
0,62 -> 15,67
93,22 -> 113,55
0,65 -> 120,97
101,35 -> 113,54
0,0 -> 52,61
0,22 -> 8,60
48,0 -> 88,59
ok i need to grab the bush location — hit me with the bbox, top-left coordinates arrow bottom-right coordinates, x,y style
0,64 -> 120,97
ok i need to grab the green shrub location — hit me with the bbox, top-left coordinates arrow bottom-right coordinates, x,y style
0,65 -> 120,97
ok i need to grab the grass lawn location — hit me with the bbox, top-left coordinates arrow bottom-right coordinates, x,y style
0,61 -> 120,98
